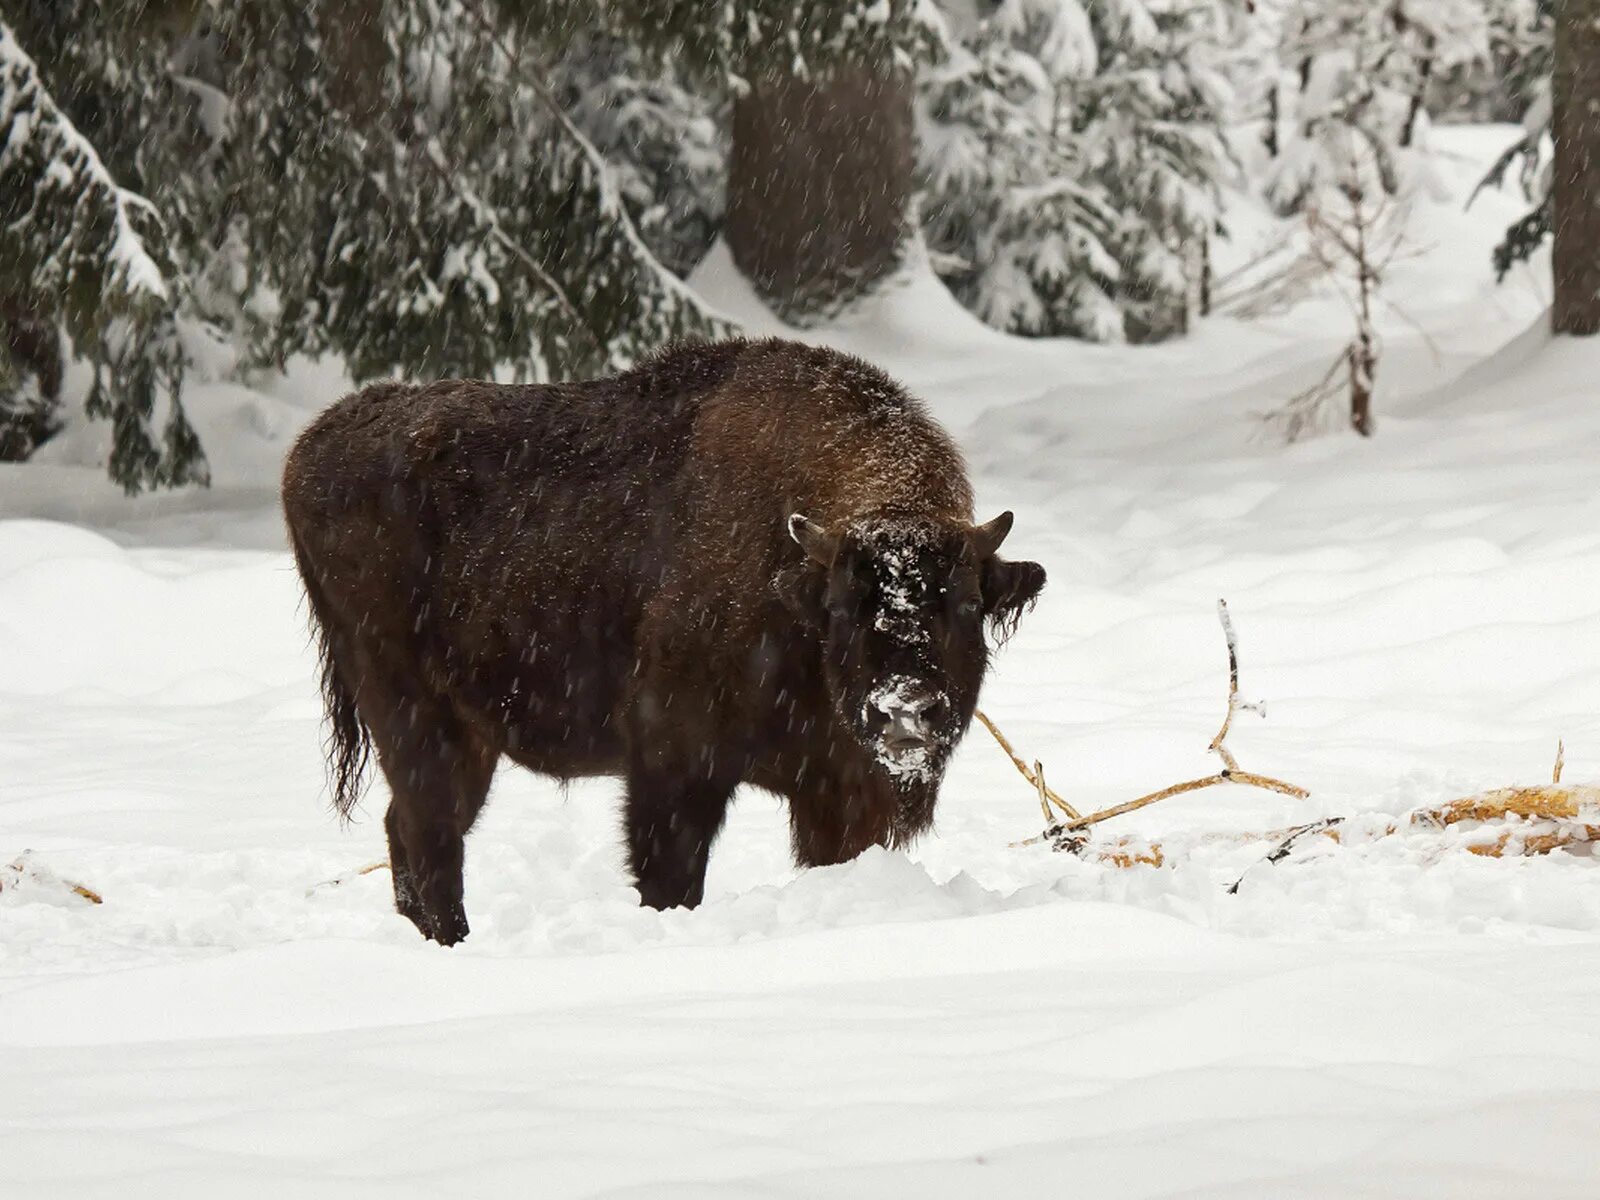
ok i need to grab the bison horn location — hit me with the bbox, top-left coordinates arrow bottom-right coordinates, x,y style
788,513 -> 839,565
969,511 -> 1014,559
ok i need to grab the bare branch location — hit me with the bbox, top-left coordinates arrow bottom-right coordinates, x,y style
1227,817 -> 1345,893
1,853 -> 103,905
306,860 -> 390,897
973,710 -> 1082,821
995,601 -> 1309,849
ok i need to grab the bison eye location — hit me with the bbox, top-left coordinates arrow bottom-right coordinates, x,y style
956,596 -> 981,618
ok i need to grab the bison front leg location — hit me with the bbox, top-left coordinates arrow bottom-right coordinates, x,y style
787,778 -> 893,869
624,757 -> 735,911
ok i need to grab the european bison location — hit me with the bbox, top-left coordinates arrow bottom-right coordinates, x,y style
283,338 -> 1045,944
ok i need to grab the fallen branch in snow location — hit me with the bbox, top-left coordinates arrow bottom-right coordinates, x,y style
1408,784 -> 1600,858
999,599 -> 1309,850
1,853 -> 103,905
306,860 -> 389,897
972,709 -> 1081,821
1043,775 -> 1600,877
1228,818 -> 1346,893
1032,779 -> 1599,878
994,598 -> 1600,872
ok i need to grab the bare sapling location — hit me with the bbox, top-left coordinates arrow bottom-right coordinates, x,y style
1263,147 -> 1426,441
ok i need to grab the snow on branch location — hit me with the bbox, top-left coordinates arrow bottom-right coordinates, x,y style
0,20 -> 207,492
1,852 -> 103,905
982,604 -> 1600,878
0,22 -> 172,320
982,598 -> 1309,853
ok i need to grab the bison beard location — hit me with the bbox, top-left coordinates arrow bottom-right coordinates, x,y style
282,338 -> 1045,945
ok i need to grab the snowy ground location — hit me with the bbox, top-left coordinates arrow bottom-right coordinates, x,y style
5,128 -> 1600,1196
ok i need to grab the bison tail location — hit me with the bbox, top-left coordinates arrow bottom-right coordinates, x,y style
288,527 -> 371,823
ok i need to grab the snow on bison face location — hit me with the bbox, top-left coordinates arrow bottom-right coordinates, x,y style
778,510 -> 1045,791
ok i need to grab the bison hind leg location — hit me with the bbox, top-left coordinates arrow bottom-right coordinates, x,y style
368,692 -> 497,947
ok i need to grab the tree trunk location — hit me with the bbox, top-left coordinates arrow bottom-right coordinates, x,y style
1552,0 -> 1600,336
727,65 -> 913,322
1399,39 -> 1435,149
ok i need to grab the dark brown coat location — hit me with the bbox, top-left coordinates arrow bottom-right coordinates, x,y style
283,338 -> 1044,944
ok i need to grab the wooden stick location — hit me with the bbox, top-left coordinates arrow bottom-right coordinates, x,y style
973,709 -> 1082,820
306,860 -> 390,897
1034,760 -> 1054,824
1210,599 -> 1242,770
1227,817 -> 1345,893
1042,600 -> 1308,836
1554,739 -> 1565,785
1063,775 -> 1227,831
2,854 -> 103,905
1209,598 -> 1262,772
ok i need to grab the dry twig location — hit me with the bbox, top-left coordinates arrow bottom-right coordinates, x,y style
1057,600 -> 1308,832
1041,779 -> 1600,872
1227,817 -> 1346,893
306,860 -> 390,897
973,709 -> 1081,821
1,853 -> 103,905
991,600 -> 1309,852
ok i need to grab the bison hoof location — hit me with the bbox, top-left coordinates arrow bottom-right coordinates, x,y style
635,882 -> 705,911
393,865 -> 470,945
417,906 -> 470,946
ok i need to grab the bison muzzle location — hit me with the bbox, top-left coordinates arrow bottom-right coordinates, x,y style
282,338 -> 1045,944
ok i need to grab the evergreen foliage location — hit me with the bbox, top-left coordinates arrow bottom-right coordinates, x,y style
1257,0 -> 1492,214
1465,0 -> 1553,279
0,0 -> 728,488
227,0 -> 727,382
0,18 -> 206,491
502,0 -> 936,80
1432,0 -> 1551,120
0,0 -> 1580,488
553,33 -> 725,279
919,0 -> 1232,342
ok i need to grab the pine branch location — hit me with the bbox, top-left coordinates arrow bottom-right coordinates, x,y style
0,19 -> 206,491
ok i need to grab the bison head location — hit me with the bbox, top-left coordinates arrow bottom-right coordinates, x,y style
776,509 -> 1045,792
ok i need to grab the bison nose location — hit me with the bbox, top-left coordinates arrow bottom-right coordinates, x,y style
871,687 -> 948,749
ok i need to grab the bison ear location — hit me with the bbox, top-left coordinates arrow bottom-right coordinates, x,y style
788,513 -> 839,566
773,563 -> 827,627
981,557 -> 1045,634
968,511 -> 1014,560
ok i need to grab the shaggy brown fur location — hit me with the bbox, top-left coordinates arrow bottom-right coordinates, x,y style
283,338 -> 1044,944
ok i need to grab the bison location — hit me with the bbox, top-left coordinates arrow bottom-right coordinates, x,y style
283,338 -> 1045,944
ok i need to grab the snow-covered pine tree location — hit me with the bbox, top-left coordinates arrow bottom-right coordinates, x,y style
7,0 -> 734,488
1081,0 -> 1235,342
551,32 -> 725,280
1432,0 -> 1550,120
918,0 -> 1232,342
1467,1 -> 1553,280
0,17 -> 207,490
521,0 -> 942,321
225,0 -> 726,383
1259,0 -> 1491,215
919,0 -> 1122,340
